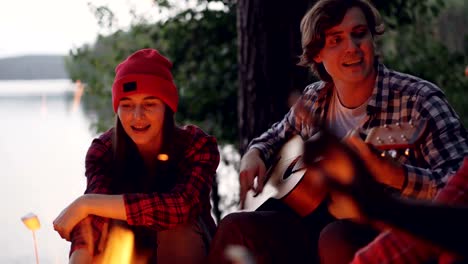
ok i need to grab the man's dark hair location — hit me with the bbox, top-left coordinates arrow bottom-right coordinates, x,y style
298,0 -> 385,82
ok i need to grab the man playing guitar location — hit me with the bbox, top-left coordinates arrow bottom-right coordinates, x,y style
207,0 -> 468,263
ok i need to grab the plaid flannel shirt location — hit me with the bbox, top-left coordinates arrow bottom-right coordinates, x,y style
69,125 -> 220,256
249,62 -> 468,199
352,157 -> 468,264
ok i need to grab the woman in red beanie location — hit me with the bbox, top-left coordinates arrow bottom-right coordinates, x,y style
53,48 -> 220,264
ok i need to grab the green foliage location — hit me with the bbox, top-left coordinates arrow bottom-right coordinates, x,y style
378,1 -> 468,127
159,8 -> 238,143
153,0 -> 235,10
372,0 -> 445,29
64,34 -> 131,133
88,3 -> 118,31
65,0 -> 467,143
382,36 -> 468,126
65,5 -> 237,142
63,0 -> 467,218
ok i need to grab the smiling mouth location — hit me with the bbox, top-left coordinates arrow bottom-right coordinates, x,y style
343,58 -> 363,67
131,125 -> 151,132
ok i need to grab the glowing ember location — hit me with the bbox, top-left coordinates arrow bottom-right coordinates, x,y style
157,154 -> 169,161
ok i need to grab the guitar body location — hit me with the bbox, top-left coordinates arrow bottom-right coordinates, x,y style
242,121 -> 427,217
243,135 -> 327,217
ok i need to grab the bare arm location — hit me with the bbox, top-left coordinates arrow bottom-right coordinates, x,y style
83,194 -> 126,220
54,194 -> 126,241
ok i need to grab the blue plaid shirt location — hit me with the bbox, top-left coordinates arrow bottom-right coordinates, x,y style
249,63 -> 468,199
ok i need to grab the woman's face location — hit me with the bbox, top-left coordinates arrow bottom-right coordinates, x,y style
117,93 -> 166,148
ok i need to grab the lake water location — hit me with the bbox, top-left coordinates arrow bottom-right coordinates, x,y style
0,79 -> 94,263
0,79 -> 239,263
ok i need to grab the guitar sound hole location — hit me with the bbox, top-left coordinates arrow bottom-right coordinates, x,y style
282,156 -> 303,180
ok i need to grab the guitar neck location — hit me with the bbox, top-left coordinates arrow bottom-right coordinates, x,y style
365,121 -> 427,151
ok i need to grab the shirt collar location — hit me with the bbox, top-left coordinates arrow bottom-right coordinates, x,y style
367,61 -> 390,114
315,60 -> 390,115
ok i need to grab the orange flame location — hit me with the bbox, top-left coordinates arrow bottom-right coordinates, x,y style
99,225 -> 134,264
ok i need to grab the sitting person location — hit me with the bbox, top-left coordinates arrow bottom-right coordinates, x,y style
53,48 -> 220,264
303,128 -> 468,263
207,0 -> 467,263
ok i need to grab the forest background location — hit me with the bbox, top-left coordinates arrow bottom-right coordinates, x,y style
65,0 -> 468,219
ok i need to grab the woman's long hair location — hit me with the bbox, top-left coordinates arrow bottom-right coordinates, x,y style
108,106 -> 178,258
110,105 -> 178,194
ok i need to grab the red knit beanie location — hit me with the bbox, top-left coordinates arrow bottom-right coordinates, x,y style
112,48 -> 179,113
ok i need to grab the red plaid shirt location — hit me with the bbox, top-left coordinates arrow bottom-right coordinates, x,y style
352,157 -> 468,264
69,125 -> 220,256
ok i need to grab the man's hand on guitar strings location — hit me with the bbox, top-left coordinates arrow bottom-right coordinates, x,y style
239,148 -> 267,209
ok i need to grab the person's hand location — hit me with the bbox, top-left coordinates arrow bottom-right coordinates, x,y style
239,148 -> 267,209
343,130 -> 405,189
304,131 -> 368,222
53,195 -> 89,241
328,191 -> 364,222
303,130 -> 389,221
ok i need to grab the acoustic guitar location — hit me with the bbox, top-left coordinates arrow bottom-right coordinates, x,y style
242,121 -> 427,217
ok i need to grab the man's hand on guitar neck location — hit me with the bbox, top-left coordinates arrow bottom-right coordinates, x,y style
239,148 -> 267,209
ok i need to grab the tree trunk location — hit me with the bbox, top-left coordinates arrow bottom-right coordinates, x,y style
237,0 -> 315,153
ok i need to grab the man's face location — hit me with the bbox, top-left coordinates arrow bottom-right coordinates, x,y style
314,7 -> 376,85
